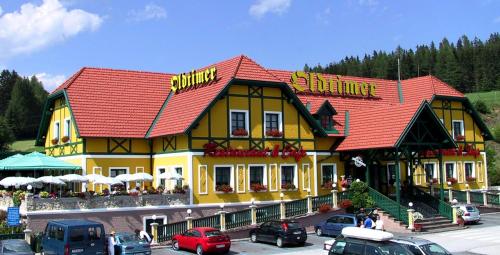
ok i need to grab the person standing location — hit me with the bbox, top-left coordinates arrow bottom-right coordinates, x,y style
108,231 -> 117,255
135,229 -> 152,243
363,216 -> 374,229
375,215 -> 384,231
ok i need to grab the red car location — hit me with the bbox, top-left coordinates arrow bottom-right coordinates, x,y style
172,227 -> 231,255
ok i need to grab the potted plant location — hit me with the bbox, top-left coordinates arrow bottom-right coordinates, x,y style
431,178 -> 438,184
447,177 -> 458,185
173,185 -> 186,194
466,176 -> 476,182
281,183 -> 296,190
318,203 -> 332,213
265,129 -> 283,137
216,184 -> 233,193
61,136 -> 70,143
340,199 -> 354,213
231,128 -> 248,136
340,177 -> 348,191
413,212 -> 424,232
51,138 -> 59,145
250,183 -> 267,192
455,135 -> 465,141
456,208 -> 465,227
322,181 -> 333,190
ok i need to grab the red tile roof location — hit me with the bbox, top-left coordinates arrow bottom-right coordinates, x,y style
56,67 -> 172,138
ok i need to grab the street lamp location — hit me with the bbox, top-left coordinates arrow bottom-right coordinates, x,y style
152,214 -> 157,221
187,209 -> 192,217
250,198 -> 255,205
220,204 -> 225,210
465,183 -> 469,189
408,202 -> 413,208
280,192 -> 284,200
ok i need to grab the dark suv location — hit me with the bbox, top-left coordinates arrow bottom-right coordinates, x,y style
249,220 -> 307,248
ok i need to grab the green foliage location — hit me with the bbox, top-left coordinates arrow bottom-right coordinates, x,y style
349,181 -> 374,209
39,191 -> 49,198
495,125 -> 500,143
12,190 -> 25,207
486,145 -> 500,185
466,90 -> 500,107
0,116 -> 15,152
473,100 -> 491,114
307,33 -> 500,93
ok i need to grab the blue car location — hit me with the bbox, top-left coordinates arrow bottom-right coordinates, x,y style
315,214 -> 358,237
112,232 -> 151,255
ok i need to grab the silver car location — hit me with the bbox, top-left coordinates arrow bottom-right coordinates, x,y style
392,237 -> 451,255
457,204 -> 480,223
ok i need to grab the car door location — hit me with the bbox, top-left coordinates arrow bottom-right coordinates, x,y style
178,230 -> 192,249
257,222 -> 271,242
324,216 -> 339,236
188,230 -> 202,251
87,226 -> 104,254
67,227 -> 87,255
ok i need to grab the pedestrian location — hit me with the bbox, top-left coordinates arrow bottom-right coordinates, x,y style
108,231 -> 117,255
375,215 -> 384,231
135,229 -> 152,243
364,215 -> 374,229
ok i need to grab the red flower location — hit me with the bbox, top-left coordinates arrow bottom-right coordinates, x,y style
339,199 -> 353,209
341,179 -> 348,188
51,138 -> 59,145
322,181 -> 333,189
455,135 -> 465,141
281,183 -> 296,190
466,176 -> 476,182
319,203 -> 332,213
216,185 -> 233,193
231,128 -> 248,136
265,129 -> 283,137
447,177 -> 458,184
431,178 -> 438,184
61,136 -> 70,143
250,183 -> 267,192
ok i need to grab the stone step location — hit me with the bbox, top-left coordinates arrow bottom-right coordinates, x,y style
419,219 -> 452,225
421,222 -> 457,230
421,225 -> 465,233
418,216 -> 447,223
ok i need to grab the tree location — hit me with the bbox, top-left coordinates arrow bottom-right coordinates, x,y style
0,70 -> 19,116
0,116 -> 14,151
5,78 -> 41,139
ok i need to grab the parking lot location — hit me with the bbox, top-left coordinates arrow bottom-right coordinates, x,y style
152,233 -> 332,255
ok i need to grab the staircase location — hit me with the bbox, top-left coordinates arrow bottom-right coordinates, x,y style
416,216 -> 463,233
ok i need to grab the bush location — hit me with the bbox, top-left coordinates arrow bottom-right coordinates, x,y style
494,125 -> 500,143
474,100 -> 491,114
318,203 -> 332,213
349,181 -> 375,210
12,190 -> 25,207
339,199 -> 353,209
39,191 -> 49,198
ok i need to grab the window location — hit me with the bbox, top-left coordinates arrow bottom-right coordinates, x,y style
445,162 -> 456,179
230,110 -> 248,136
321,115 -> 331,129
64,118 -> 71,138
53,121 -> 60,139
387,163 -> 396,185
424,163 -> 436,182
70,228 -> 85,242
452,120 -> 464,139
174,167 -> 183,187
249,165 -> 265,186
88,226 -> 102,241
264,112 -> 282,134
55,226 -> 65,241
331,241 -> 346,254
215,166 -> 233,191
109,168 -> 128,189
345,242 -> 365,255
465,162 -> 474,178
321,164 -> 337,185
281,165 -> 297,189
158,168 -> 166,187
327,216 -> 339,223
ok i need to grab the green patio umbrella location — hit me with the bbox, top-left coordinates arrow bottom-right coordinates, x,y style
0,154 -> 24,170
0,152 -> 81,171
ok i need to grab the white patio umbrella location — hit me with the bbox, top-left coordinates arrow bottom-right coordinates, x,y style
36,176 -> 66,185
115,173 -> 134,182
85,174 -> 106,183
130,173 -> 153,182
93,177 -> 123,186
0,177 -> 38,188
58,174 -> 88,183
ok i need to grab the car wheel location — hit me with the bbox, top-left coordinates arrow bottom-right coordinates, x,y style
172,240 -> 179,250
276,237 -> 283,248
316,228 -> 323,236
196,244 -> 204,255
250,233 -> 258,243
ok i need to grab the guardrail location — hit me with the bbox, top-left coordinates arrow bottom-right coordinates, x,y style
192,215 -> 221,229
368,187 -> 409,224
158,221 -> 187,242
256,203 -> 281,223
285,198 -> 308,218
225,209 -> 252,230
312,194 -> 333,211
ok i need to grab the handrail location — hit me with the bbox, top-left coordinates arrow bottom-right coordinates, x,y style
367,187 -> 408,224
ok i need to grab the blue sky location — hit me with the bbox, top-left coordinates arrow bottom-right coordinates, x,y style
0,0 -> 499,91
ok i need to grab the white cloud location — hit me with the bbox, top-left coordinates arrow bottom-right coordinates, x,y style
249,0 -> 291,18
128,3 -> 167,22
34,72 -> 67,92
0,0 -> 102,59
494,16 -> 500,23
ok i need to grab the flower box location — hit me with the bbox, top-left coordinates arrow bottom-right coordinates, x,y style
281,183 -> 296,190
431,178 -> 438,184
466,176 -> 476,182
216,185 -> 233,193
447,177 -> 458,184
321,181 -> 333,189
250,183 -> 267,192
231,128 -> 248,137
61,136 -> 70,143
455,135 -> 465,141
51,138 -> 59,145
265,129 -> 283,137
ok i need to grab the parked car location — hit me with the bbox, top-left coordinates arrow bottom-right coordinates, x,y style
172,227 -> 230,255
324,239 -> 335,251
0,239 -> 34,255
315,214 -> 358,237
113,232 -> 151,255
41,219 -> 105,255
328,227 -> 413,255
457,204 -> 480,223
249,220 -> 307,248
392,237 -> 451,255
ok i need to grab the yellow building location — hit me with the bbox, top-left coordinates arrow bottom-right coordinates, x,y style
36,55 -> 494,206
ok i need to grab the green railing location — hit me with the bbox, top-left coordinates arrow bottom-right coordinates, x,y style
158,221 -> 187,242
368,187 -> 408,224
192,215 -> 221,229
452,190 -> 467,202
225,209 -> 252,230
312,194 -> 332,211
470,191 -> 484,204
338,191 -> 350,202
438,200 -> 453,220
285,198 -> 308,217
256,203 -> 280,223
487,193 -> 500,205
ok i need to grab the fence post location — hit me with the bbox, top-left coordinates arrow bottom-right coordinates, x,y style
466,188 -> 471,204
482,190 -> 488,206
218,205 -> 227,231
448,187 -> 453,202
407,209 -> 415,231
307,189 -> 313,214
452,205 -> 458,224
23,229 -> 32,245
250,204 -> 257,225
150,223 -> 158,245
280,193 -> 286,220
332,189 -> 338,208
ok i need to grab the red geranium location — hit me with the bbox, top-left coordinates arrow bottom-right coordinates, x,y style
216,185 -> 233,193
250,183 -> 267,192
266,129 -> 283,137
231,128 -> 248,136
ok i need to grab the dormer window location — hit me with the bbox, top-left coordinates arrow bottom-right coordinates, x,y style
313,100 -> 337,132
320,115 -> 332,130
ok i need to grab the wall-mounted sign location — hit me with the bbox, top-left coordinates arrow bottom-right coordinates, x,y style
203,143 -> 307,162
421,144 -> 480,158
170,67 -> 217,93
290,71 -> 377,98
7,207 -> 20,226
352,156 -> 366,167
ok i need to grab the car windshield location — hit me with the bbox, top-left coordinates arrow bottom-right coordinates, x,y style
286,222 -> 301,229
420,243 -> 450,255
205,230 -> 223,237
118,234 -> 141,243
377,242 -> 413,255
2,241 -> 32,252
465,206 -> 477,212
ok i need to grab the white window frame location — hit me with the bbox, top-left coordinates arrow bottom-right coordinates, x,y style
63,118 -> 71,138
53,121 -> 60,139
444,162 -> 457,179
279,164 -> 298,190
135,167 -> 145,187
229,109 -> 249,138
320,163 -> 337,186
247,164 -> 267,192
109,167 -> 130,190
143,215 -> 167,232
156,166 -> 167,188
423,162 -> 438,183
464,161 -> 475,178
264,111 -> 283,137
214,165 -> 234,193
452,120 -> 464,139
171,165 -> 183,187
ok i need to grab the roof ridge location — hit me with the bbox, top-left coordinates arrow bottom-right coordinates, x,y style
429,75 -> 465,97
239,55 -> 283,82
232,55 -> 245,78
51,67 -> 86,94
80,66 -> 174,76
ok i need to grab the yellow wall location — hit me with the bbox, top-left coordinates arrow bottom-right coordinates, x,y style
152,155 -> 190,190
85,138 -> 150,154
85,158 -> 151,192
44,97 -> 82,156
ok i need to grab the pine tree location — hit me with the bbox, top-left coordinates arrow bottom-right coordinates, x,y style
5,78 -> 40,139
0,70 -> 19,116
0,116 -> 14,152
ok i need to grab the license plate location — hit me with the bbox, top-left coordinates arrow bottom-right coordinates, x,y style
293,231 -> 301,234
216,244 -> 225,248
135,253 -> 144,255
72,249 -> 84,253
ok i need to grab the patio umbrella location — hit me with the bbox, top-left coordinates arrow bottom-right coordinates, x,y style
58,174 -> 88,183
115,174 -> 134,182
85,174 -> 106,183
0,177 -> 38,188
130,173 -> 153,182
36,176 -> 66,186
0,152 -> 81,170
93,177 -> 123,186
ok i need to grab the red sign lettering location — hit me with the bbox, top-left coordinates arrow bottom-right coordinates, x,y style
203,143 -> 307,162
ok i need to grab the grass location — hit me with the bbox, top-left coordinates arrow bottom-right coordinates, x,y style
466,90 -> 500,108
10,140 -> 44,153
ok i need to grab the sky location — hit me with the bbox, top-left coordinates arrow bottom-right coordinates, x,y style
0,0 -> 499,92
